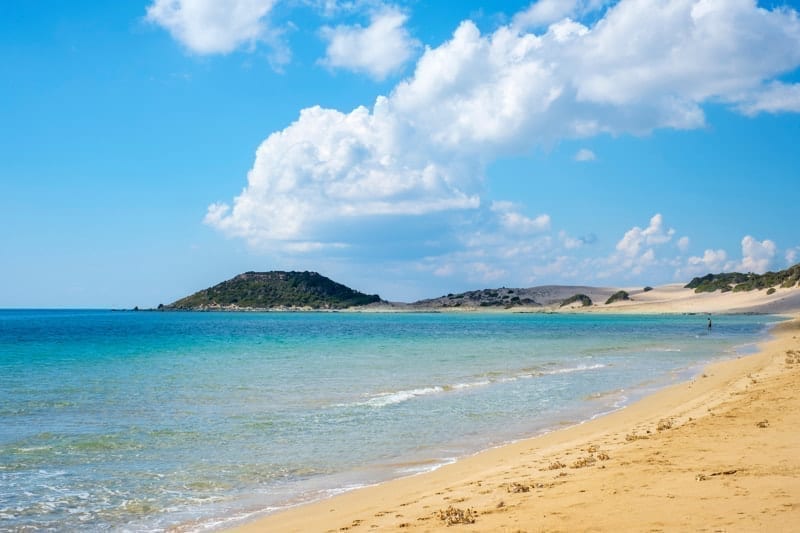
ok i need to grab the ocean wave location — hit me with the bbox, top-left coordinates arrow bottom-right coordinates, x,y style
339,363 -> 607,409
538,363 -> 606,376
516,363 -> 607,379
447,380 -> 491,390
362,386 -> 444,407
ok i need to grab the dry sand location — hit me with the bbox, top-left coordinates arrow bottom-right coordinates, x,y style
594,284 -> 800,315
370,283 -> 800,315
228,290 -> 800,533
514,283 -> 800,314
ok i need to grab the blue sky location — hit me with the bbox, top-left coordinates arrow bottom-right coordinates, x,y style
2,0 -> 800,307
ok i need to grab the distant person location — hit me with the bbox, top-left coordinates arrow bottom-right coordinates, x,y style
708,317 -> 712,330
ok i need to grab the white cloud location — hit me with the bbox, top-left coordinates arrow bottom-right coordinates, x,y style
738,82 -> 800,116
559,230 -> 584,249
677,236 -> 690,253
685,248 -> 728,275
208,1 -> 800,259
406,202 -> 563,289
513,0 -> 581,29
491,202 -> 551,234
574,148 -> 596,161
600,214 -> 676,277
433,263 -> 455,277
532,255 -> 581,279
320,6 -> 420,80
615,214 -> 674,257
513,0 -> 608,30
572,0 -> 800,129
473,262 -> 508,282
146,0 -> 277,54
418,240 -> 553,287
205,101 -> 480,248
787,248 -> 800,265
738,235 -> 776,274
678,236 -> 777,279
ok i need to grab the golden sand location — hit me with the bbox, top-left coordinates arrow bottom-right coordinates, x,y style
229,293 -> 800,532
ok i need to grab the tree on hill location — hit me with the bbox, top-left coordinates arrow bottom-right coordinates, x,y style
605,290 -> 630,305
685,263 -> 800,293
560,294 -> 593,307
167,271 -> 382,310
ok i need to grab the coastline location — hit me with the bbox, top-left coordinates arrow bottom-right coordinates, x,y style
226,313 -> 800,532
153,282 -> 800,315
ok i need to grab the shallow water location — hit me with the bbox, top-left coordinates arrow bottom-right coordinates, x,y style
0,310 -> 775,531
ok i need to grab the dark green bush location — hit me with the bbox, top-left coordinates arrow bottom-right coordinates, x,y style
685,263 -> 800,293
167,271 -> 381,309
605,290 -> 630,305
560,294 -> 593,307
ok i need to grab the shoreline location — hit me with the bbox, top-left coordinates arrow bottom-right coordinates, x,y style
153,281 -> 800,315
225,314 -> 800,532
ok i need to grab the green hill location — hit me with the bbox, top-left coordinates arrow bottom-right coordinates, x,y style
685,263 -> 800,293
166,271 -> 382,310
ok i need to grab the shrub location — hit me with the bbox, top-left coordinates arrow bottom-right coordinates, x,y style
685,263 -> 800,293
605,290 -> 630,305
560,294 -> 593,307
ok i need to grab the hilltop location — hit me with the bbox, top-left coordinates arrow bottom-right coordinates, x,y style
165,271 -> 382,310
160,264 -> 800,314
409,286 -> 616,310
685,263 -> 800,293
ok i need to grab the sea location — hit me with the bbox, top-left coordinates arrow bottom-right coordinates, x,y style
0,310 -> 778,532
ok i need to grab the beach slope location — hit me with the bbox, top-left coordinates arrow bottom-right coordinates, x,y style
230,316 -> 800,532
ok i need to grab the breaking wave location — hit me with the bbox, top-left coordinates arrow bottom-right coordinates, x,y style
340,363 -> 607,408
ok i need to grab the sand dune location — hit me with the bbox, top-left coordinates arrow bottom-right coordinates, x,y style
593,284 -> 800,315
381,282 -> 800,315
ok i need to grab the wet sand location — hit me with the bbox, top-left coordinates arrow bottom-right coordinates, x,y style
228,314 -> 800,532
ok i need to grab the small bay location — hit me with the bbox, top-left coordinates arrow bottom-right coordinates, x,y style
0,310 -> 775,531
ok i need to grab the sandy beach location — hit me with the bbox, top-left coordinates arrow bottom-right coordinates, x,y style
593,284 -> 800,315
229,289 -> 800,532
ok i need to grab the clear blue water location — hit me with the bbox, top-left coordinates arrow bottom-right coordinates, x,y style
0,310 -> 776,531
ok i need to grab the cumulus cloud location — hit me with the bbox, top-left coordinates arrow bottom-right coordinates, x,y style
684,248 -> 729,276
571,0 -> 800,130
738,81 -> 800,115
146,0 -> 277,54
208,1 -> 800,256
491,202 -> 551,234
205,101 -> 480,248
678,236 -> 777,279
473,262 -> 508,282
408,201 -> 560,288
574,148 -> 596,161
677,236 -> 690,253
599,214 -> 676,277
787,247 -> 800,265
513,0 -> 609,30
416,234 -> 555,287
320,6 -> 420,80
559,230 -> 584,249
616,214 -> 675,257
738,235 -> 776,274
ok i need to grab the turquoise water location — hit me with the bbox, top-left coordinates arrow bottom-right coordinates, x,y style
0,310 -> 775,531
